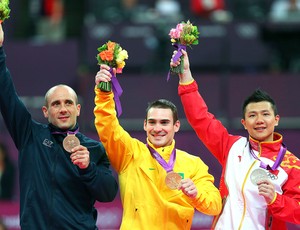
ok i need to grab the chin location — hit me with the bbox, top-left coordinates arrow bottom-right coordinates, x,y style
57,124 -> 70,130
152,142 -> 164,148
253,136 -> 268,142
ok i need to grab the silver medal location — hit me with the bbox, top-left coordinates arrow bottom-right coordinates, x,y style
250,168 -> 268,185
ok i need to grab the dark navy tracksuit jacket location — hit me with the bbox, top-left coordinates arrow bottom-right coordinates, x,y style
0,47 -> 118,230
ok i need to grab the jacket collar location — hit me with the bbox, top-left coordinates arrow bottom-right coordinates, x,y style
249,132 -> 283,157
49,123 -> 79,136
146,139 -> 176,161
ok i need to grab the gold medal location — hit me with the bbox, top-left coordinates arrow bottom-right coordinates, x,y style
63,134 -> 80,153
165,171 -> 182,190
250,168 -> 268,185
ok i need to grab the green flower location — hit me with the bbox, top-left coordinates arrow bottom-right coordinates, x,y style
0,0 -> 10,22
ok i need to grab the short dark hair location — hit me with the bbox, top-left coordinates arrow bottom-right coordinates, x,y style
146,99 -> 178,124
242,89 -> 278,119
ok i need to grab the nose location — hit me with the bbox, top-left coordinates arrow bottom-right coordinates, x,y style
256,114 -> 264,124
59,104 -> 68,113
153,123 -> 162,132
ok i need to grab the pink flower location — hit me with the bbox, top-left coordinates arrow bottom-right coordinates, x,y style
169,23 -> 184,39
176,23 -> 184,32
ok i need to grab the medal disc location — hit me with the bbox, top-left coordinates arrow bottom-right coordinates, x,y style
165,171 -> 182,190
250,168 -> 268,185
63,135 -> 80,153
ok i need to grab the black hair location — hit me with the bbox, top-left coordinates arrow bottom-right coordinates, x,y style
146,99 -> 178,124
242,88 -> 278,119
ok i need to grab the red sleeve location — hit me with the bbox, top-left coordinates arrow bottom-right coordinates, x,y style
268,154 -> 300,224
178,81 -> 240,166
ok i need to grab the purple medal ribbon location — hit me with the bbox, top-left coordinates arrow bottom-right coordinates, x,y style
109,68 -> 123,117
249,143 -> 287,170
51,128 -> 79,135
167,43 -> 187,82
147,144 -> 176,173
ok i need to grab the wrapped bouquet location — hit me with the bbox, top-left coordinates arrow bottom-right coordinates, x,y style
96,41 -> 128,116
168,20 -> 199,77
96,40 -> 128,92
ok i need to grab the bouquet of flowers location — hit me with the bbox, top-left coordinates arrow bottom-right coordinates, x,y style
96,40 -> 128,92
168,20 -> 199,75
0,0 -> 10,22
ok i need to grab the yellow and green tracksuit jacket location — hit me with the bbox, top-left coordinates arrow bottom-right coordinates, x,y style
94,87 -> 222,230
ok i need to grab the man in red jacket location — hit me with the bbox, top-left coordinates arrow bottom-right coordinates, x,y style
171,49 -> 300,230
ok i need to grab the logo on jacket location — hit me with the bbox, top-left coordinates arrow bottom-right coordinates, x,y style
267,170 -> 278,180
43,139 -> 53,148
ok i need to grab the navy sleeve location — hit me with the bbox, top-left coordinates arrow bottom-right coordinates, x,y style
78,139 -> 118,202
0,47 -> 33,150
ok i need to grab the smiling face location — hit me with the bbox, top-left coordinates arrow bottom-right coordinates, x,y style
241,101 -> 280,142
42,85 -> 80,130
144,107 -> 180,148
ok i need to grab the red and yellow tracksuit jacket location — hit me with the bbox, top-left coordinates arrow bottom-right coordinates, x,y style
178,80 -> 300,230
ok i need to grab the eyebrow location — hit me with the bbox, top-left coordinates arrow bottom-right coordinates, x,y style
247,109 -> 271,114
50,99 -> 74,105
147,118 -> 170,122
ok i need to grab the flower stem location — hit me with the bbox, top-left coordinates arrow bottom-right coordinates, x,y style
170,56 -> 184,74
98,82 -> 112,92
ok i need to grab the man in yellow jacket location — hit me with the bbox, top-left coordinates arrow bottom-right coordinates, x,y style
94,64 -> 222,230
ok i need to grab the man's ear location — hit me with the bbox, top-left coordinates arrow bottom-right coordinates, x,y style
76,104 -> 81,116
42,106 -> 48,118
241,119 -> 247,130
275,114 -> 280,126
174,120 -> 180,133
143,119 -> 147,131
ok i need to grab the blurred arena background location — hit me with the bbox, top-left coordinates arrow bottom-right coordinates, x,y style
1,0 -> 300,229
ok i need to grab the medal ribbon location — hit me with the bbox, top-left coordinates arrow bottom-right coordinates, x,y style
249,143 -> 287,170
109,68 -> 123,117
167,43 -> 187,81
51,128 -> 79,135
146,144 -> 176,172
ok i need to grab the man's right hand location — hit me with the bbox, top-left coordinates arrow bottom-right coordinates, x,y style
95,64 -> 113,86
170,49 -> 194,84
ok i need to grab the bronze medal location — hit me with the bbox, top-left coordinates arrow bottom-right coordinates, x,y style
165,171 -> 182,190
63,135 -> 80,153
250,168 -> 268,185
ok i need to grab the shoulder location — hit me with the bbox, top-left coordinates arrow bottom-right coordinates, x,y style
176,149 -> 202,162
283,151 -> 300,166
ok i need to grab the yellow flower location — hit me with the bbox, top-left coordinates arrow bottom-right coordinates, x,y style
116,60 -> 126,69
119,49 -> 128,60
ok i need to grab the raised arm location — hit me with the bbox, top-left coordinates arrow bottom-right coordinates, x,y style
0,22 -> 33,149
0,23 -> 4,47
